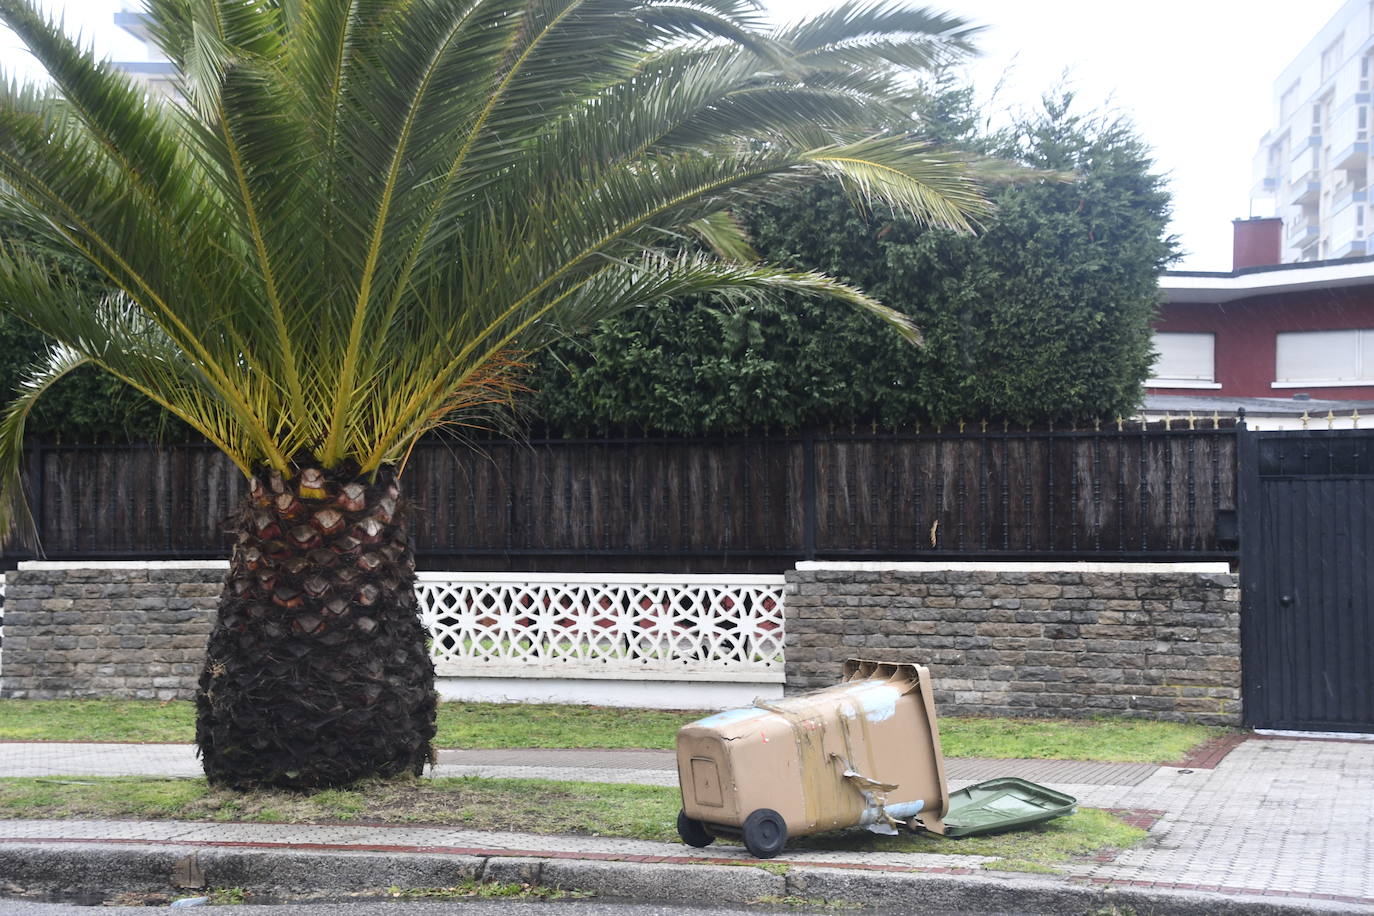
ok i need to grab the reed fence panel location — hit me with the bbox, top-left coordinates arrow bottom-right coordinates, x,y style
11,424 -> 1238,571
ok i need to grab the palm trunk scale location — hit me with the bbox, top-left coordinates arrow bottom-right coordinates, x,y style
197,461 -> 436,788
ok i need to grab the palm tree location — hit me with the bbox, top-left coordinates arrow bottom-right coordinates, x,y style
0,0 -> 991,788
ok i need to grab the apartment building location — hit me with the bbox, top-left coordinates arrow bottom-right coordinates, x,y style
1254,0 -> 1374,263
110,8 -> 175,97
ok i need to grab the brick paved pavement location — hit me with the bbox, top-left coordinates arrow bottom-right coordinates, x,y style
1061,738 -> 1374,903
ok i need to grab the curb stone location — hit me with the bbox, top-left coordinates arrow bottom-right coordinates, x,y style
783,866 -> 1368,915
538,858 -> 783,902
1,843 -> 1370,914
0,844 -> 484,896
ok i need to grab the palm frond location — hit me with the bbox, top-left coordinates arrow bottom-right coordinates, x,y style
0,0 -> 996,511
686,211 -> 759,262
778,1 -> 981,57
0,343 -> 90,551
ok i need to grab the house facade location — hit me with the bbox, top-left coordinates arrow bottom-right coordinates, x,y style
1146,220 -> 1374,428
1152,255 -> 1374,400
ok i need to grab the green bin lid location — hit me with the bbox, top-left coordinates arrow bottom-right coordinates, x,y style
941,777 -> 1077,838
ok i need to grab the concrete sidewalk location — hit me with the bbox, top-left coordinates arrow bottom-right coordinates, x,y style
1,736 -> 1371,913
0,742 -> 1159,787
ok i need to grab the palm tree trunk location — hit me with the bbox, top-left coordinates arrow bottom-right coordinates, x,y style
196,463 -> 436,788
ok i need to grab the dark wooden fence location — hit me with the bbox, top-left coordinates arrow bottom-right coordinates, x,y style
9,422 -> 1239,572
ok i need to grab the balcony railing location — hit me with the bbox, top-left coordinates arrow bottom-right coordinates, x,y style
1333,141 -> 1370,171
1287,171 -> 1321,206
1332,188 -> 1368,215
1290,134 -> 1322,169
1286,219 -> 1319,247
1333,238 -> 1368,259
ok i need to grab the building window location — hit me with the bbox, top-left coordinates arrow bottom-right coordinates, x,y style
1280,81 -> 1300,121
1322,35 -> 1344,83
1148,333 -> 1219,388
1274,329 -> 1374,386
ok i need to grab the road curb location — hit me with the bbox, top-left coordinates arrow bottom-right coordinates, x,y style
0,842 -> 1367,914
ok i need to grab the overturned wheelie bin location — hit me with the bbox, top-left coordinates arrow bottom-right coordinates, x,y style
675,659 -> 1076,858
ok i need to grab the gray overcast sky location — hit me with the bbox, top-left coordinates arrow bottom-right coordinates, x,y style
0,0 -> 1350,270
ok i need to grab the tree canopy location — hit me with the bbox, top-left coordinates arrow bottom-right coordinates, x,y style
528,88 -> 1178,432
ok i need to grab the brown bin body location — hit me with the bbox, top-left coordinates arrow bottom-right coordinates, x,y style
676,659 -> 951,843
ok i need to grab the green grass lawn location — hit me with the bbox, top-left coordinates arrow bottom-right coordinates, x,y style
0,699 -> 195,743
435,702 -> 695,749
0,774 -> 1145,874
0,698 -> 1229,763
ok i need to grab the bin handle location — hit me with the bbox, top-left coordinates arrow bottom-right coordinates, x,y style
842,659 -> 922,695
838,762 -> 899,795
835,756 -> 903,834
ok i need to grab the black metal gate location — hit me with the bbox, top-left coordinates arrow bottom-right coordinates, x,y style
1239,429 -> 1374,732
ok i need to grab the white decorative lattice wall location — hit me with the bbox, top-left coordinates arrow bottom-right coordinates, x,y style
415,572 -> 786,682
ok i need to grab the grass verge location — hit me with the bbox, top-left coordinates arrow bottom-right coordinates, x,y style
0,700 -> 195,743
790,807 -> 1144,873
433,702 -> 698,749
0,775 -> 1144,873
0,699 -> 1228,764
937,716 -> 1226,764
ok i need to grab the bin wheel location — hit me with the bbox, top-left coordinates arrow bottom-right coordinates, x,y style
677,810 -> 714,848
742,808 -> 787,859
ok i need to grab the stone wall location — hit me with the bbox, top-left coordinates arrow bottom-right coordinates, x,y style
3,560 -> 1244,720
0,563 -> 783,709
784,562 -> 1241,726
0,562 -> 224,699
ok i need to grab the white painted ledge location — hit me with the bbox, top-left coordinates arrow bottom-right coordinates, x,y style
1271,379 -> 1374,389
435,663 -> 783,683
415,571 -> 784,585
1146,379 -> 1223,389
18,560 -> 229,571
14,563 -> 785,585
795,561 -> 1232,574
435,676 -> 782,709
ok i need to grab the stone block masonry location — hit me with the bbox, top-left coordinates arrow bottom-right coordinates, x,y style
783,562 -> 1241,726
0,563 -> 786,708
0,561 -> 226,700
3,560 -> 1243,720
